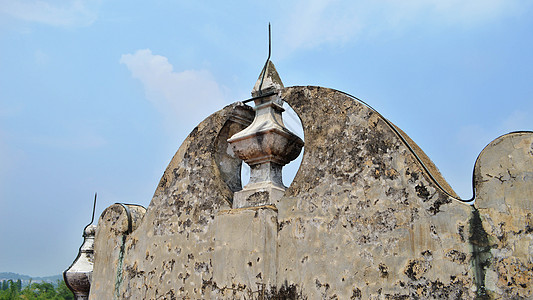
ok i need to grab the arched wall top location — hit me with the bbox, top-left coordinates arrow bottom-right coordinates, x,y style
474,131 -> 533,171
90,102 -> 255,298
473,131 -> 533,209
275,86 -> 475,298
280,86 -> 459,201
150,103 -> 253,206
144,102 -> 254,235
88,85 -> 532,299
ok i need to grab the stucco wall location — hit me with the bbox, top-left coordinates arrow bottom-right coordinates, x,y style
474,132 -> 533,299
276,87 -> 474,299
89,87 -> 532,299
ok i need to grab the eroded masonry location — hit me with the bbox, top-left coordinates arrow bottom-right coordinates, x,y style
64,60 -> 533,299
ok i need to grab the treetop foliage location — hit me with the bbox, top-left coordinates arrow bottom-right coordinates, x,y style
0,279 -> 73,300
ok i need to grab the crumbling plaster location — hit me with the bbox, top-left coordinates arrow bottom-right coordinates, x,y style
88,87 -> 532,299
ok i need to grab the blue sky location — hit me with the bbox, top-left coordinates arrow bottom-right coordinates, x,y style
1,0 -> 532,277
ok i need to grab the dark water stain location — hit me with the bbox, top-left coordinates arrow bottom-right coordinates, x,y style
469,207 -> 492,300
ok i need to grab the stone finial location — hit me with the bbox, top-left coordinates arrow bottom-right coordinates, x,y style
228,61 -> 303,208
64,224 -> 96,300
251,61 -> 284,97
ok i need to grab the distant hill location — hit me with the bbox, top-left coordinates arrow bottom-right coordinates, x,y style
0,272 -> 62,286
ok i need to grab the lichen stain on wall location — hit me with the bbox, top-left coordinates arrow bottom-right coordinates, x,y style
89,87 -> 533,299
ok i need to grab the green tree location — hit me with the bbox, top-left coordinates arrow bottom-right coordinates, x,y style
20,282 -> 56,299
55,280 -> 73,300
0,280 -> 18,300
0,278 -> 74,300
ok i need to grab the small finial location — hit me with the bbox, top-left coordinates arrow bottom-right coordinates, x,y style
63,193 -> 98,299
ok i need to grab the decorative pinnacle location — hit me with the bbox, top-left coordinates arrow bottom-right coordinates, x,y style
251,60 -> 284,97
228,24 -> 303,208
252,23 -> 284,97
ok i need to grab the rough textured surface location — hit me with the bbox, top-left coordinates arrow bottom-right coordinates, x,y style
90,204 -> 146,299
88,86 -> 532,299
277,87 -> 474,299
213,206 -> 278,291
91,103 -> 255,299
251,61 -> 284,97
474,132 -> 533,299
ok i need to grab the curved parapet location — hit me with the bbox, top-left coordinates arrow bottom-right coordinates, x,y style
283,86 -> 460,202
473,132 -> 533,298
475,132 -> 533,211
153,102 -> 254,201
90,103 -> 255,299
276,86 -> 474,298
87,85 -> 531,299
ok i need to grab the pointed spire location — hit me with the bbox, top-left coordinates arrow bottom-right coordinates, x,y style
251,23 -> 283,97
251,60 -> 284,97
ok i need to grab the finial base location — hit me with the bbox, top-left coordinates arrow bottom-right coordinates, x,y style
233,183 -> 286,209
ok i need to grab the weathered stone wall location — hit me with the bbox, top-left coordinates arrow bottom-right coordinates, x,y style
474,132 -> 533,299
91,204 -> 146,299
277,87 -> 474,299
88,86 -> 532,299
90,103 -> 255,299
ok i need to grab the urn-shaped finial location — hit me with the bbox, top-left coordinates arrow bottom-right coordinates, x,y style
64,193 -> 97,300
64,224 -> 95,299
228,61 -> 303,208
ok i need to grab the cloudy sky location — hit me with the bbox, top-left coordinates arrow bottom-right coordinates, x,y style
1,0 -> 532,277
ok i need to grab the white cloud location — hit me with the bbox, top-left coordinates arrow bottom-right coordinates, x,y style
280,0 -> 531,54
120,49 -> 226,132
0,0 -> 100,27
